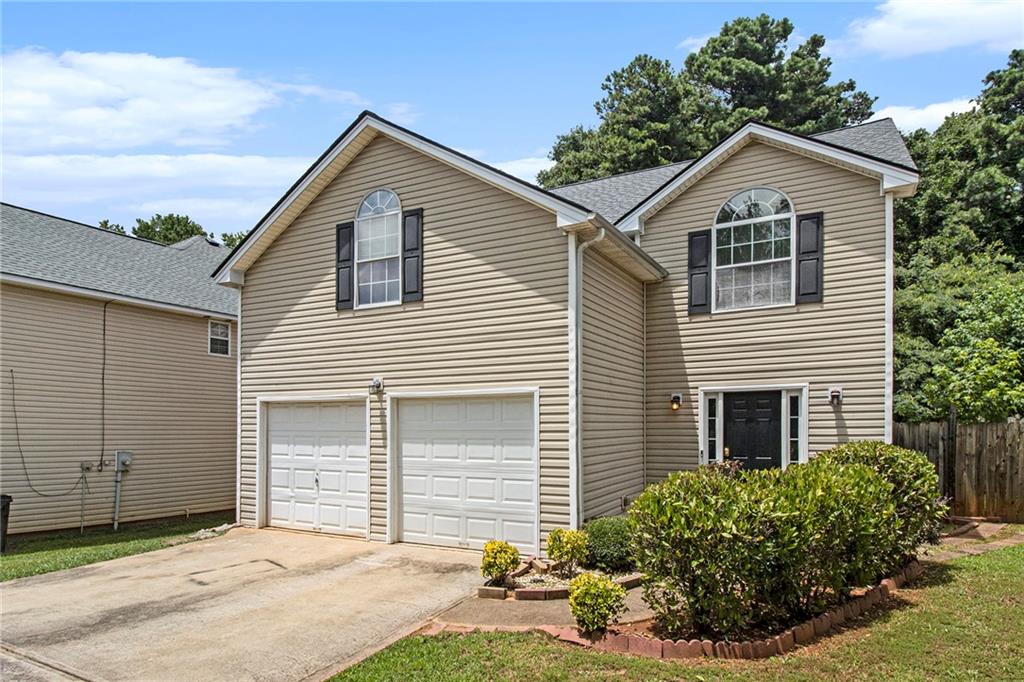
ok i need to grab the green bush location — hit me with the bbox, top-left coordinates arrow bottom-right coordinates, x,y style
584,516 -> 634,572
547,528 -> 589,576
630,460 -> 900,638
817,440 -> 947,570
568,572 -> 627,632
481,540 -> 520,585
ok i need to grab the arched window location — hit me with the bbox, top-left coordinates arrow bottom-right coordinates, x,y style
355,189 -> 401,306
712,188 -> 794,311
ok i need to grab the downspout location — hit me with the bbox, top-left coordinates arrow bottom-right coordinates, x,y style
572,227 -> 605,528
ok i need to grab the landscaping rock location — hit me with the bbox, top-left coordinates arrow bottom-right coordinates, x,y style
628,635 -> 663,658
880,578 -> 897,598
616,574 -> 642,590
545,587 -> 569,600
739,641 -> 754,659
663,639 -> 703,659
813,613 -> 832,637
554,627 -> 592,647
714,641 -> 731,658
701,639 -> 715,657
777,629 -> 795,654
477,586 -> 508,600
595,632 -> 630,653
530,559 -> 549,574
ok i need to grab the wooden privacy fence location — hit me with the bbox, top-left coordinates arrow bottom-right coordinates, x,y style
895,418 -> 1023,522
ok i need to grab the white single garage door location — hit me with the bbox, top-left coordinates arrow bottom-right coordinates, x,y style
267,402 -> 368,535
398,395 -> 538,554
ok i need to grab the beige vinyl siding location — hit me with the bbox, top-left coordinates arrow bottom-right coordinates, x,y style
580,249 -> 645,519
642,141 -> 888,480
0,283 -> 236,534
239,134 -> 570,541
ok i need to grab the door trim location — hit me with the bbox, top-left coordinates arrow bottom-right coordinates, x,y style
698,383 -> 809,469
385,387 -> 541,551
255,393 -> 371,538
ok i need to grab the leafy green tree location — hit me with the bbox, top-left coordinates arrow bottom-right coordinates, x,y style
220,231 -> 247,249
97,219 -> 126,234
131,213 -> 211,244
538,14 -> 874,187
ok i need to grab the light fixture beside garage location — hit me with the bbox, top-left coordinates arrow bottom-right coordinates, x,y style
670,393 -> 683,411
369,377 -> 384,395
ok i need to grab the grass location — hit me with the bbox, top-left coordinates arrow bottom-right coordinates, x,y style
0,510 -> 234,581
335,544 -> 1024,681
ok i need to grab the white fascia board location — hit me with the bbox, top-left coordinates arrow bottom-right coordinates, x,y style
1,272 -> 236,320
215,115 -> 590,283
616,122 -> 920,231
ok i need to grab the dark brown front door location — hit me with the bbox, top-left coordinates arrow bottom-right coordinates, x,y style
723,391 -> 782,469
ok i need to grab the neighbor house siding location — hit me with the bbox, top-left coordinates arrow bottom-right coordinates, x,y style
642,141 -> 888,480
0,283 -> 236,533
580,249 -> 645,520
238,134 -> 571,541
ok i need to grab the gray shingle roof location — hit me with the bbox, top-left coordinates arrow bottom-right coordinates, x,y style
1,203 -> 236,316
548,118 -> 916,223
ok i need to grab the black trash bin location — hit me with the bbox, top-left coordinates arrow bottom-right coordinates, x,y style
1,494 -> 11,554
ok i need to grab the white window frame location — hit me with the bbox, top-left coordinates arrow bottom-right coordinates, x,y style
354,188 -> 402,310
698,383 -> 809,469
208,319 -> 231,356
710,187 -> 796,314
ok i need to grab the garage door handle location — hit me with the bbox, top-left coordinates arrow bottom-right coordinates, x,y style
314,472 -> 319,490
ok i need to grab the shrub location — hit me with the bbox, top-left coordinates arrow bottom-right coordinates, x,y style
630,461 -> 899,638
568,573 -> 626,632
584,516 -> 634,572
817,440 -> 947,570
547,528 -> 589,576
481,540 -> 520,585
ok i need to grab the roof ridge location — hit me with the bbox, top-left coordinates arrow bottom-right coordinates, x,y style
811,117 -> 895,137
551,159 -> 694,191
1,202 -> 169,248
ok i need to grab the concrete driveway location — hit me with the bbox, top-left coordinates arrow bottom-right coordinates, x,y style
1,528 -> 481,681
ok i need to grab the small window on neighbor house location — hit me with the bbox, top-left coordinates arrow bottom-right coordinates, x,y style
209,320 -> 230,356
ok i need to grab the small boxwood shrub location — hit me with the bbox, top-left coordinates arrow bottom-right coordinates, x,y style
568,572 -> 626,632
817,441 -> 947,570
547,528 -> 589,576
481,540 -> 520,585
630,458 -> 901,638
584,516 -> 634,572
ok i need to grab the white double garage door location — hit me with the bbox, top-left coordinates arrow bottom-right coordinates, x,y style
267,394 -> 538,553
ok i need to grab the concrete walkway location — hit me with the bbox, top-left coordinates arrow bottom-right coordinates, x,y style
923,522 -> 1024,562
2,528 -> 480,682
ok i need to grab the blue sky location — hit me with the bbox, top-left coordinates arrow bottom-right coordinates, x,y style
2,1 -> 1021,234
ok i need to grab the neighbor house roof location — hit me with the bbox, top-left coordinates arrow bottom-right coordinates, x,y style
1,203 -> 236,317
549,118 -> 916,224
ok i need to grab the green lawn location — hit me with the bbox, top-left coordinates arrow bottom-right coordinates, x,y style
336,544 -> 1024,681
0,510 -> 234,581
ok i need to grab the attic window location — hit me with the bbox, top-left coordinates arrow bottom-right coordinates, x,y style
355,189 -> 401,307
209,320 -> 230,356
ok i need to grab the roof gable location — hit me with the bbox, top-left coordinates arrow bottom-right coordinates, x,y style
213,111 -> 595,283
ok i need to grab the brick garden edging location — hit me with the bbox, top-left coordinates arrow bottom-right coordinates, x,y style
454,560 -> 925,659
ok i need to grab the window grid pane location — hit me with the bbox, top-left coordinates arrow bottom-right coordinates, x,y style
357,257 -> 400,305
714,216 -> 793,311
209,337 -> 229,355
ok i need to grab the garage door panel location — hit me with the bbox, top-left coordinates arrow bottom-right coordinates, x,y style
267,401 -> 367,536
398,396 -> 537,554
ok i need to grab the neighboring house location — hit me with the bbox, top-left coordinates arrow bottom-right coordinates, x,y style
0,204 -> 238,534
213,112 -> 918,555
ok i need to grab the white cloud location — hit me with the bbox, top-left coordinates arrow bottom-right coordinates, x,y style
2,152 -> 310,231
872,98 -> 976,131
677,33 -> 714,53
837,0 -> 1023,58
384,102 -> 421,125
491,156 -> 553,183
271,82 -> 368,106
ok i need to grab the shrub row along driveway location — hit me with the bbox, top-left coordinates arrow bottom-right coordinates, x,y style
2,528 -> 480,681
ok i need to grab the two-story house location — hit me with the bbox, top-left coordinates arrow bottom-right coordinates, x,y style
213,112 -> 918,555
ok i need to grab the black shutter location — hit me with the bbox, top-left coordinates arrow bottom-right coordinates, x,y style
795,212 -> 824,303
402,208 -> 423,302
336,221 -> 355,310
688,229 -> 711,314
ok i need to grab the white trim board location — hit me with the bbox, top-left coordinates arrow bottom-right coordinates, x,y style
884,193 -> 895,444
617,122 -> 919,234
253,392 -> 371,539
384,387 -> 542,554
1,272 -> 236,320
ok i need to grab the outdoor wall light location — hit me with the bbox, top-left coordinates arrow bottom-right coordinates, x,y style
829,387 -> 843,406
369,377 -> 384,395
670,393 -> 683,411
